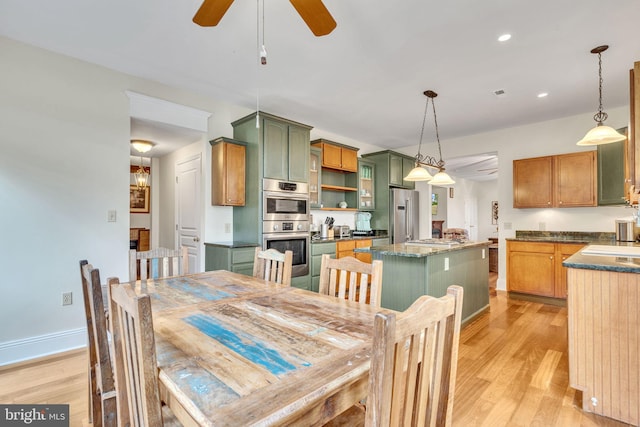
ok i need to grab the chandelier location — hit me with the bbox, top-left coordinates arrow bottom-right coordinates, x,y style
576,45 -> 626,146
131,140 -> 153,189
404,90 -> 455,185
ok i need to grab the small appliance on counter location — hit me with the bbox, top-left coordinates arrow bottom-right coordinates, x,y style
337,225 -> 351,238
353,212 -> 373,236
615,218 -> 638,242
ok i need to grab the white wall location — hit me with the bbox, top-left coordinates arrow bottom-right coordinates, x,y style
0,37 -> 248,364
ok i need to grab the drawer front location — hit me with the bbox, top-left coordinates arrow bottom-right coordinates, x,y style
232,247 -> 258,264
507,241 -> 554,253
336,240 -> 356,251
355,239 -> 372,248
311,242 -> 336,256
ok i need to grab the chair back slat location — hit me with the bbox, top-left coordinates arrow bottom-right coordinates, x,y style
252,247 -> 293,286
108,278 -> 164,426
79,260 -> 117,427
318,255 -> 383,307
129,246 -> 189,282
365,285 -> 464,427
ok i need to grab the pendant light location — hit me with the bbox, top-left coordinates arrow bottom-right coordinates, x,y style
577,45 -> 626,146
131,139 -> 153,189
404,90 -> 455,186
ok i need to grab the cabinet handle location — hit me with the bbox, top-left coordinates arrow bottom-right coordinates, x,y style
559,201 -> 563,205
547,201 -> 551,205
550,256 -> 553,260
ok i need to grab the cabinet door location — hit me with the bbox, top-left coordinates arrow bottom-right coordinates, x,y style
263,118 -> 288,180
336,240 -> 356,258
402,157 -> 415,189
555,151 -> 596,207
508,251 -> 555,296
513,156 -> 553,208
310,148 -> 321,208
341,148 -> 358,172
288,125 -> 310,182
225,143 -> 246,206
355,239 -> 372,263
555,243 -> 584,298
598,139 -> 627,205
389,155 -> 404,186
358,160 -> 375,210
322,143 -> 343,169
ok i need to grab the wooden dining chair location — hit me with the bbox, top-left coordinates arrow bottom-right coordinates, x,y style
107,278 -> 179,426
318,254 -> 383,307
326,285 -> 464,426
79,260 -> 117,427
129,246 -> 189,282
252,247 -> 293,286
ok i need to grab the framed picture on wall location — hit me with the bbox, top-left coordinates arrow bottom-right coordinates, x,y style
130,185 -> 150,213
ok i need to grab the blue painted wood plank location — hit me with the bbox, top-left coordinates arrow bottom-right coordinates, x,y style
183,313 -> 306,376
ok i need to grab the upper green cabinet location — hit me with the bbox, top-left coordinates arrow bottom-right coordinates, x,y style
233,112 -> 311,184
597,128 -> 628,206
362,150 -> 415,190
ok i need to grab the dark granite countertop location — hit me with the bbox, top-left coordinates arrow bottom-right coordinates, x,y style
355,241 -> 489,258
204,241 -> 260,248
506,230 -> 616,244
311,232 -> 389,244
563,243 -> 640,273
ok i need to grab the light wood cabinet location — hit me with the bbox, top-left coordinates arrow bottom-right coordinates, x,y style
336,239 -> 372,263
513,151 -> 596,208
311,139 -> 358,172
507,240 -> 585,299
210,137 -> 246,206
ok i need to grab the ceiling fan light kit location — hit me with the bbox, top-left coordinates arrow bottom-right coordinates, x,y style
404,90 -> 456,186
577,45 -> 626,146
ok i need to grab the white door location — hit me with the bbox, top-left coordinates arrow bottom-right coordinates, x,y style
176,154 -> 202,273
464,196 -> 478,241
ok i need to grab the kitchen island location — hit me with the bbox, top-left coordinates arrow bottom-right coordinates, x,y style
563,245 -> 639,426
356,240 -> 490,325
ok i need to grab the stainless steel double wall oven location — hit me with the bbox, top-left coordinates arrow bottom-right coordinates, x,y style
262,179 -> 310,277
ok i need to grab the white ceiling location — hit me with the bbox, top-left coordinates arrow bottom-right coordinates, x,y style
2,0 -> 640,181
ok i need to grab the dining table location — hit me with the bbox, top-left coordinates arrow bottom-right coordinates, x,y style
130,270 -> 393,426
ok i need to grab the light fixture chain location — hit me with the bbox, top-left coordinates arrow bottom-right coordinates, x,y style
416,96 -> 429,160
431,96 -> 443,164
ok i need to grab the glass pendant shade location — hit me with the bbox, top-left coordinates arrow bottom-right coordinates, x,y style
135,164 -> 149,189
429,171 -> 456,186
576,124 -> 626,146
404,165 -> 433,181
131,140 -> 153,153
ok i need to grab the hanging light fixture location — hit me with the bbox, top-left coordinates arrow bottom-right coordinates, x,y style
131,140 -> 153,189
577,45 -> 626,146
404,90 -> 455,186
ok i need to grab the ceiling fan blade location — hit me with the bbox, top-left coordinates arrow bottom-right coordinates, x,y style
193,0 -> 234,27
290,0 -> 337,37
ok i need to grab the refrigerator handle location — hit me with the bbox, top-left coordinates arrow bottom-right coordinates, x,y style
405,198 -> 411,241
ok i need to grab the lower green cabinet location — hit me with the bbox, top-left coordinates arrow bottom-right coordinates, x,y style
205,243 -> 259,276
310,241 -> 336,292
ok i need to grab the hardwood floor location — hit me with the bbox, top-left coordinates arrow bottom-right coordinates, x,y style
0,279 -> 632,426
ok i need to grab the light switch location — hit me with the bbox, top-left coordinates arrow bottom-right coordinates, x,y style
444,257 -> 449,271
107,210 -> 117,222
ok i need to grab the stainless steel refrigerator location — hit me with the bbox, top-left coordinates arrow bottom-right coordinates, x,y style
390,188 -> 419,243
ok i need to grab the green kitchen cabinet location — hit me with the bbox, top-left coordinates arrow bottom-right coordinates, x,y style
310,146 -> 322,208
597,130 -> 628,206
262,116 -> 310,183
358,159 -> 376,210
204,243 -> 259,276
388,154 -> 416,189
310,241 -> 336,292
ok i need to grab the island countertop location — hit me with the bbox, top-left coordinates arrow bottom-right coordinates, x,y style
355,240 -> 490,258
563,243 -> 640,274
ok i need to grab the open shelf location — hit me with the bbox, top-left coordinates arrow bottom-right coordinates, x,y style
321,184 -> 357,192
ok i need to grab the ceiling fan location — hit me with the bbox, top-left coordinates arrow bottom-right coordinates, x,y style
193,0 -> 337,37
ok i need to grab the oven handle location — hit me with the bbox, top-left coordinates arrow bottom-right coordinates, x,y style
263,232 -> 310,240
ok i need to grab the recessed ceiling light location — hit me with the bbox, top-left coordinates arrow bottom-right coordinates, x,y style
498,34 -> 511,42
537,92 -> 549,98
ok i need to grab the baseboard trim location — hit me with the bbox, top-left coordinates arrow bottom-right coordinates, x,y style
0,328 -> 86,366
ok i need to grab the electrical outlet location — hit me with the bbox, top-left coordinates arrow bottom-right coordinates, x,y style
62,292 -> 73,306
539,222 -> 546,231
107,210 -> 117,222
482,249 -> 486,259
444,257 -> 449,271
504,222 -> 512,230
224,223 -> 231,233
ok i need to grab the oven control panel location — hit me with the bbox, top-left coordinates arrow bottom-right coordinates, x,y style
263,220 -> 309,233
